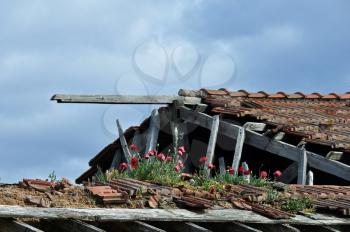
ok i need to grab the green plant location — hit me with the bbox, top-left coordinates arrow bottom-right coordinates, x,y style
48,171 -> 57,183
281,197 -> 314,213
266,188 -> 279,204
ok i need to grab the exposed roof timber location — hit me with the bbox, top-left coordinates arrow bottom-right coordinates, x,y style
1,206 -> 350,225
0,218 -> 43,232
51,94 -> 202,105
178,106 -> 350,182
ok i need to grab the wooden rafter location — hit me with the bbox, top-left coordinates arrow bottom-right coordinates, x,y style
51,94 -> 201,105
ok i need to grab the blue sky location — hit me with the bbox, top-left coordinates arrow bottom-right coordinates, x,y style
0,1 -> 349,183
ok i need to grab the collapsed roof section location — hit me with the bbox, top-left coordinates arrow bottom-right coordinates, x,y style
63,89 -> 350,185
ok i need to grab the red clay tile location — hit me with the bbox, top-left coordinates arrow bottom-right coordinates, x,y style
305,92 -> 323,99
322,93 -> 339,99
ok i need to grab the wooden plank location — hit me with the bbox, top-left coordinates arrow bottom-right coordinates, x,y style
297,148 -> 307,185
204,115 -> 220,177
1,206 -> 350,225
232,126 -> 245,175
178,106 -> 350,182
51,94 -> 202,105
276,162 -> 298,184
0,219 -> 43,232
56,219 -> 106,232
116,120 -> 132,166
145,109 -> 160,153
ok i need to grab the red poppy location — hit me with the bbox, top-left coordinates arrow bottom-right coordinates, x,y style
273,170 -> 282,177
174,165 -> 181,172
166,156 -> 172,162
199,156 -> 208,164
119,162 -> 128,172
178,146 -> 185,154
260,171 -> 268,179
228,167 -> 235,175
130,144 -> 139,152
157,153 -> 166,161
147,150 -> 157,156
238,166 -> 244,174
243,170 -> 251,176
208,163 -> 215,170
131,157 -> 139,169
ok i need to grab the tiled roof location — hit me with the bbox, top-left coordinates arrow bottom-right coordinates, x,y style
180,89 -> 350,151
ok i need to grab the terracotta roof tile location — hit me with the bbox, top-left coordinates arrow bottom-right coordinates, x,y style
305,92 -> 323,99
248,91 -> 268,98
322,93 -> 339,99
268,92 -> 288,98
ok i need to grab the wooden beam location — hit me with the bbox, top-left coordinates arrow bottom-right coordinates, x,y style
297,148 -> 307,185
232,126 -> 245,175
204,115 -> 220,177
276,162 -> 298,184
116,120 -> 132,166
1,206 -> 350,225
51,94 -> 201,105
0,219 -> 43,232
178,106 -> 350,182
145,109 -> 160,153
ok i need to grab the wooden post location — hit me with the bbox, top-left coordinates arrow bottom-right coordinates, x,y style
297,148 -> 307,185
145,109 -> 160,153
204,115 -> 220,177
116,119 -> 132,166
232,127 -> 245,175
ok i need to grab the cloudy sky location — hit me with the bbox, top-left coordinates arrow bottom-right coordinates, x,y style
0,1 -> 349,183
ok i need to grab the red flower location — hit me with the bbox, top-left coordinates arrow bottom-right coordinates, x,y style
178,160 -> 184,168
144,153 -> 150,159
243,170 -> 251,176
174,165 -> 181,172
238,166 -> 244,174
166,156 -> 172,162
178,146 -> 185,154
131,157 -> 139,169
208,163 -> 215,170
228,167 -> 235,175
119,162 -> 128,172
147,150 -> 157,156
157,153 -> 166,161
273,170 -> 282,178
199,156 -> 208,164
260,171 -> 268,179
130,144 -> 139,152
